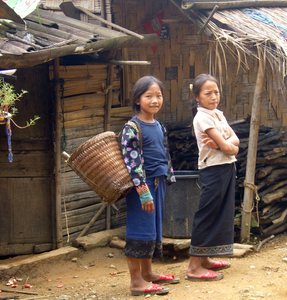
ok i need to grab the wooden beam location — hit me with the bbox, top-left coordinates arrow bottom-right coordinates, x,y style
108,60 -> 151,65
54,58 -> 63,249
77,202 -> 109,238
169,0 -> 212,36
182,1 -> 287,10
58,1 -> 81,20
104,63 -> 114,230
197,5 -> 218,35
241,56 -> 266,242
63,2 -> 144,40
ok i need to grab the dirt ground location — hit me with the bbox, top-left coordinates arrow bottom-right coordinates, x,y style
1,232 -> 287,300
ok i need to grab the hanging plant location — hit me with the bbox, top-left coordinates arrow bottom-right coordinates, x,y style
0,80 -> 40,128
0,80 -> 40,162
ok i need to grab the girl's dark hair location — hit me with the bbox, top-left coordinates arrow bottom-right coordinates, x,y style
131,76 -> 164,114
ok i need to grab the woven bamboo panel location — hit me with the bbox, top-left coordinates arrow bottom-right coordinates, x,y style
66,131 -> 133,204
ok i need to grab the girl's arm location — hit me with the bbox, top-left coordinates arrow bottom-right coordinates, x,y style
205,127 -> 239,155
121,123 -> 154,213
226,127 -> 240,146
160,122 -> 176,186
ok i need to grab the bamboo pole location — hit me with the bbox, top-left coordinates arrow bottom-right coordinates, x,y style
54,58 -> 63,248
241,56 -> 266,242
197,5 -> 218,35
182,1 -> 287,10
108,60 -> 151,65
77,202 -> 109,238
75,5 -> 144,40
169,0 -> 212,36
104,64 -> 114,230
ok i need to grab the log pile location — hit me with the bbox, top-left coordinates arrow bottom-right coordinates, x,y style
166,117 -> 287,240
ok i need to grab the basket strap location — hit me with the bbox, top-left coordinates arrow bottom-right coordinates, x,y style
131,120 -> 142,152
117,120 -> 142,153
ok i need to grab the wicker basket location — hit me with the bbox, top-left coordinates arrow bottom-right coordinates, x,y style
64,131 -> 134,204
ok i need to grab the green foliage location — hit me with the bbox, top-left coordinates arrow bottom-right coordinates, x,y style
0,81 -> 28,116
0,81 -> 40,128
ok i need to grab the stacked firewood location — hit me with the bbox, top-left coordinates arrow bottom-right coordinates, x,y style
166,117 -> 287,239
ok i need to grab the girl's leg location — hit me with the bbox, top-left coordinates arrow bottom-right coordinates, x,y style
126,256 -> 153,291
140,258 -> 161,282
186,256 -> 208,277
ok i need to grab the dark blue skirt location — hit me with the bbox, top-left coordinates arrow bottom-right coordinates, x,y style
190,163 -> 236,257
124,175 -> 166,259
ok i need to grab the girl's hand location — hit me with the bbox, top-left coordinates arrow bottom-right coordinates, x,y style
205,128 -> 239,155
142,200 -> 154,213
201,133 -> 219,149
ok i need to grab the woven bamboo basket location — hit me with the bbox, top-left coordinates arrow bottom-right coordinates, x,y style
62,131 -> 134,204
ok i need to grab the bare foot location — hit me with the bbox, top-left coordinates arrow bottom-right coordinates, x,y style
130,278 -> 156,292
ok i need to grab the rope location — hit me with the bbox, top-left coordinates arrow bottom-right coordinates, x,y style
63,162 -> 70,243
60,78 -> 67,151
5,117 -> 13,162
242,180 -> 260,224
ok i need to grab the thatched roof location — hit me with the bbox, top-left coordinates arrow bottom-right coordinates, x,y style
0,6 -> 159,69
170,1 -> 287,101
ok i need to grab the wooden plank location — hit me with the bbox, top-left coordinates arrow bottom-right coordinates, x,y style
189,49 -> 195,66
64,116 -> 103,129
122,48 -> 129,106
194,52 -> 202,76
170,79 -> 178,113
0,166 -> 50,178
0,140 -> 49,151
164,43 -> 171,68
63,94 -> 106,112
177,100 -> 183,121
9,178 -> 52,243
160,51 -> 166,81
50,65 -> 108,80
184,1 -> 287,10
178,54 -> 183,89
0,151 -> 50,165
64,108 -> 105,121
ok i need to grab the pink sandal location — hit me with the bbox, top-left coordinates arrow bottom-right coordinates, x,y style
131,283 -> 169,296
209,260 -> 231,271
152,274 -> 180,284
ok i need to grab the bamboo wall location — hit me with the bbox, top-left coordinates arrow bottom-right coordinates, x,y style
111,0 -> 286,130
49,64 -> 132,244
48,0 -> 287,244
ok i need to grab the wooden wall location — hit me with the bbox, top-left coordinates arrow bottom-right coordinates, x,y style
111,0 -> 286,130
49,64 -> 132,244
45,0 -> 287,245
0,65 -> 54,256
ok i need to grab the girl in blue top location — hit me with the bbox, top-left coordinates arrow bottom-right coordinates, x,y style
121,76 -> 177,296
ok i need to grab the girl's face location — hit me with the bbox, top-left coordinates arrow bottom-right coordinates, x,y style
195,80 -> 220,110
136,82 -> 163,119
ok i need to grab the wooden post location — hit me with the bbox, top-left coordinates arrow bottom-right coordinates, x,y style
241,57 -> 266,242
104,64 -> 114,230
54,58 -> 63,248
122,48 -> 129,106
77,202 -> 109,238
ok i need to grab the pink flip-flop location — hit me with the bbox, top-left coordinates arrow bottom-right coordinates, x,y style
185,270 -> 224,281
152,274 -> 180,284
131,283 -> 169,296
209,260 -> 231,271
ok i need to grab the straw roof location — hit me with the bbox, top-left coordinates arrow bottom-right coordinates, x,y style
180,4 -> 287,98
